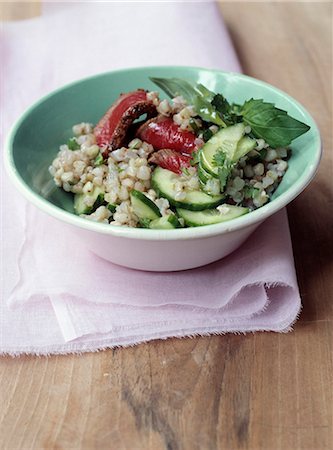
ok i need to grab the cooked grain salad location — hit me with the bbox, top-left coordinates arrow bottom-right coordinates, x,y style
49,77 -> 310,229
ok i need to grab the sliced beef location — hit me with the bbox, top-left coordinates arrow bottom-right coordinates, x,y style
149,149 -> 191,174
136,116 -> 197,155
94,89 -> 157,156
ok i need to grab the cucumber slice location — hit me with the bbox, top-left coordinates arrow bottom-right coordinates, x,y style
130,190 -> 162,220
198,161 -> 223,195
233,136 -> 256,161
74,186 -> 105,215
197,162 -> 212,184
200,123 -> 245,177
177,205 -> 249,227
149,214 -> 182,229
152,167 -> 224,211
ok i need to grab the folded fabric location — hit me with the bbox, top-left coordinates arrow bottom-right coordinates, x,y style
1,2 -> 301,355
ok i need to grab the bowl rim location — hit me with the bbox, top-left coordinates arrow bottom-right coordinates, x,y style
4,65 -> 322,241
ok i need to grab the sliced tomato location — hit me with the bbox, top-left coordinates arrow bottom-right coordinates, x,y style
94,90 -> 156,151
149,149 -> 191,174
137,116 -> 197,155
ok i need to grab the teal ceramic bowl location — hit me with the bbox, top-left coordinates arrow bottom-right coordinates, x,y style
4,66 -> 321,271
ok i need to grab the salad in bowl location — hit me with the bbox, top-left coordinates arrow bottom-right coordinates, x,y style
49,77 -> 310,230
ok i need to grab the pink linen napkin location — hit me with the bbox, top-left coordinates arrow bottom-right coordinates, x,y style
1,2 -> 301,355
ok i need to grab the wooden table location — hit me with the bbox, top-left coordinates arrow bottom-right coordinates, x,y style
1,2 -> 332,449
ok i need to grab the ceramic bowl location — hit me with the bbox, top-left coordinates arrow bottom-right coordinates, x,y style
4,66 -> 321,271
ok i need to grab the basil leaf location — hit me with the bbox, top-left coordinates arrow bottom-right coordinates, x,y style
194,96 -> 225,126
196,83 -> 215,101
150,77 -> 225,126
212,95 -> 243,126
240,99 -> 310,147
150,77 -> 198,105
211,94 -> 231,115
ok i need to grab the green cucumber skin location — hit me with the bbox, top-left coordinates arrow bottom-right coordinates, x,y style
74,189 -> 105,215
200,123 -> 245,176
233,136 -> 256,161
200,135 -> 256,178
176,205 -> 249,227
152,167 -> 224,211
130,190 -> 161,220
200,124 -> 257,178
197,161 -> 212,183
149,214 -> 182,230
166,214 -> 182,228
199,150 -> 219,178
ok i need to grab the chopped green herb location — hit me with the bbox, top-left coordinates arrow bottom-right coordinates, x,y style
189,118 -> 199,133
211,94 -> 231,116
67,137 -> 80,151
212,150 -> 233,190
218,166 -> 231,190
211,94 -> 240,126
190,149 -> 200,166
259,149 -> 267,160
244,186 -> 261,199
203,129 -> 213,142
107,203 -> 117,213
212,150 -> 227,167
94,153 -> 104,166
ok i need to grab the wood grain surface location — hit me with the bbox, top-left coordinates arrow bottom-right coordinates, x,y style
0,1 -> 41,21
1,2 -> 332,449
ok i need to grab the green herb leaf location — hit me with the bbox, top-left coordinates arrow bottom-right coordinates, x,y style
202,129 -> 213,142
94,153 -> 104,166
244,186 -> 259,199
213,150 -> 233,190
150,77 -> 198,105
67,137 -> 80,150
194,96 -> 225,126
150,77 -> 225,126
212,150 -> 227,167
196,83 -> 215,101
189,118 -> 199,133
240,99 -> 310,147
211,94 -> 231,115
211,94 -> 242,126
190,149 -> 200,166
107,203 -> 117,213
150,77 -> 311,148
218,166 -> 230,190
